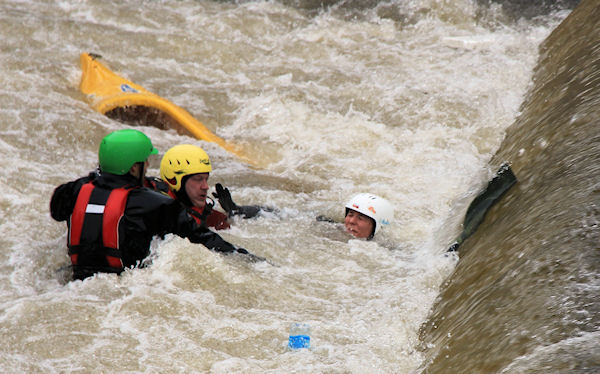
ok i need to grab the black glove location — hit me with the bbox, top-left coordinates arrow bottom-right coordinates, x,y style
212,183 -> 238,216
213,183 -> 274,219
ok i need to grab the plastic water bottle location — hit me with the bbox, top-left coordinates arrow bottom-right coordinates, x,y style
288,322 -> 310,349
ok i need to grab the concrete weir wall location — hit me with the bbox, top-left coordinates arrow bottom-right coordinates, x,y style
418,1 -> 600,373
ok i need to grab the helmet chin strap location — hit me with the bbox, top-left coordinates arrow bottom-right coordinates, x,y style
136,162 -> 145,186
175,175 -> 192,206
367,228 -> 375,241
368,217 -> 376,240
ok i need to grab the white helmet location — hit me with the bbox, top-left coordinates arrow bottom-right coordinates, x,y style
345,193 -> 394,237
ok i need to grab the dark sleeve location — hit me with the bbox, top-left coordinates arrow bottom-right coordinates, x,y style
316,215 -> 338,223
152,195 -> 264,261
142,195 -> 238,253
49,177 -> 89,222
132,189 -> 242,254
173,208 -> 239,253
230,205 -> 263,219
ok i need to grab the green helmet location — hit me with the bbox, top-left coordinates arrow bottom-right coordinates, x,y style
98,129 -> 158,175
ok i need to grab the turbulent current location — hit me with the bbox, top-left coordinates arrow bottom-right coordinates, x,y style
0,0 -> 595,373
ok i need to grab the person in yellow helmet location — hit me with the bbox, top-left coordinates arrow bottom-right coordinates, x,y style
154,144 -> 267,230
50,129 -> 262,280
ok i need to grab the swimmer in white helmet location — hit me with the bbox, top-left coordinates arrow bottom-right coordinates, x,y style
344,193 -> 394,240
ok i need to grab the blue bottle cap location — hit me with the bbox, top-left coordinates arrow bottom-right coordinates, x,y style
288,334 -> 310,349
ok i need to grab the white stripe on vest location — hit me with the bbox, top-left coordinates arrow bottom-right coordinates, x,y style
85,204 -> 105,214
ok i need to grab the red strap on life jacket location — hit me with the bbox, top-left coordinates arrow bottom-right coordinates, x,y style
102,188 -> 130,268
69,183 -> 94,265
68,182 -> 132,269
69,183 -> 94,247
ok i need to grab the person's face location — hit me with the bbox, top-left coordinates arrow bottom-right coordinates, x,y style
184,173 -> 210,208
344,209 -> 375,239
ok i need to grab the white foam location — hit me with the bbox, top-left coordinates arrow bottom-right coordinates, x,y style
0,0 -> 568,371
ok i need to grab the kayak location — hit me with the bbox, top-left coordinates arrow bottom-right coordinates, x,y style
78,52 -> 251,164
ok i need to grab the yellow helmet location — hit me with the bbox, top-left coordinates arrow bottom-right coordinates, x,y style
160,144 -> 212,192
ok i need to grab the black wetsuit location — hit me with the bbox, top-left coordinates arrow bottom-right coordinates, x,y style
50,172 -> 241,280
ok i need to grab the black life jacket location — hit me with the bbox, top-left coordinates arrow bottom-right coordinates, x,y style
68,182 -> 134,271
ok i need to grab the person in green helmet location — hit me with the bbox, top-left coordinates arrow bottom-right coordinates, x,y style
50,129 -> 262,281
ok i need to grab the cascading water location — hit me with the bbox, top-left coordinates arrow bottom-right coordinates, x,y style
0,1 -> 584,372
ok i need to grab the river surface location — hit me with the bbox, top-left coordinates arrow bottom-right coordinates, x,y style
0,0 -> 585,373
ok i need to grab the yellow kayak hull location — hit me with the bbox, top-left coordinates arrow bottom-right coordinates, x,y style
79,53 -> 251,163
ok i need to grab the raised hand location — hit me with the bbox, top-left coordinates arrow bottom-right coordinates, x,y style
212,183 -> 238,215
